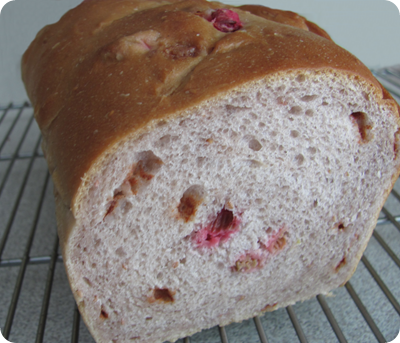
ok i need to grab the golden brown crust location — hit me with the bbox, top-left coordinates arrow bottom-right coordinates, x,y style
303,19 -> 332,41
238,4 -> 332,40
22,0 -> 393,212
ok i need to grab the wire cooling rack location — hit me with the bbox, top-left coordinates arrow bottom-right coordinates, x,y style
1,66 -> 400,343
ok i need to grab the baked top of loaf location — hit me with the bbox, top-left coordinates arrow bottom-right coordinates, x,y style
22,0 -> 396,214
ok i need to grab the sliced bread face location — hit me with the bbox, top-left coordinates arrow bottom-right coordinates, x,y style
64,70 -> 400,343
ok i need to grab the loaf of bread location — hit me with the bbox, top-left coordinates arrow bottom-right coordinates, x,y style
22,0 -> 400,342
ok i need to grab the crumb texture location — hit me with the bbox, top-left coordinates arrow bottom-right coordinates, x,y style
67,71 -> 400,343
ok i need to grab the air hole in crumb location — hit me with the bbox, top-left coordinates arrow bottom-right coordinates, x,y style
83,277 -> 92,286
290,130 -> 300,138
301,95 -> 318,102
179,119 -> 188,126
276,85 -> 285,92
338,223 -> 345,230
157,120 -> 167,127
156,135 -> 171,148
146,317 -> 153,320
116,247 -> 127,257
122,201 -> 133,214
197,156 -> 206,167
350,112 -> 372,143
289,106 -> 302,115
248,139 -> 262,151
276,96 -> 287,105
178,185 -> 206,222
296,74 -> 306,83
295,154 -> 305,165
305,109 -> 314,117
307,147 -> 317,154
156,272 -> 163,280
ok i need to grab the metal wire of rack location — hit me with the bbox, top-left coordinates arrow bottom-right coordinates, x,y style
1,66 -> 400,343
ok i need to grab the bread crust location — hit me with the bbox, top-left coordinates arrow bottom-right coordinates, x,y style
21,0 -> 396,215
238,4 -> 332,40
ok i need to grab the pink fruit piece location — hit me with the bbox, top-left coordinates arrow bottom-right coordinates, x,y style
206,9 -> 243,32
193,207 -> 240,248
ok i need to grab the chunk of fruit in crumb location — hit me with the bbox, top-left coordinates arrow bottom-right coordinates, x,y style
128,151 -> 163,193
178,185 -> 206,222
233,251 -> 263,273
261,302 -> 278,312
178,195 -> 198,221
193,207 -> 241,248
262,227 -> 287,254
148,288 -> 175,303
100,306 -> 109,319
232,226 -> 288,273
